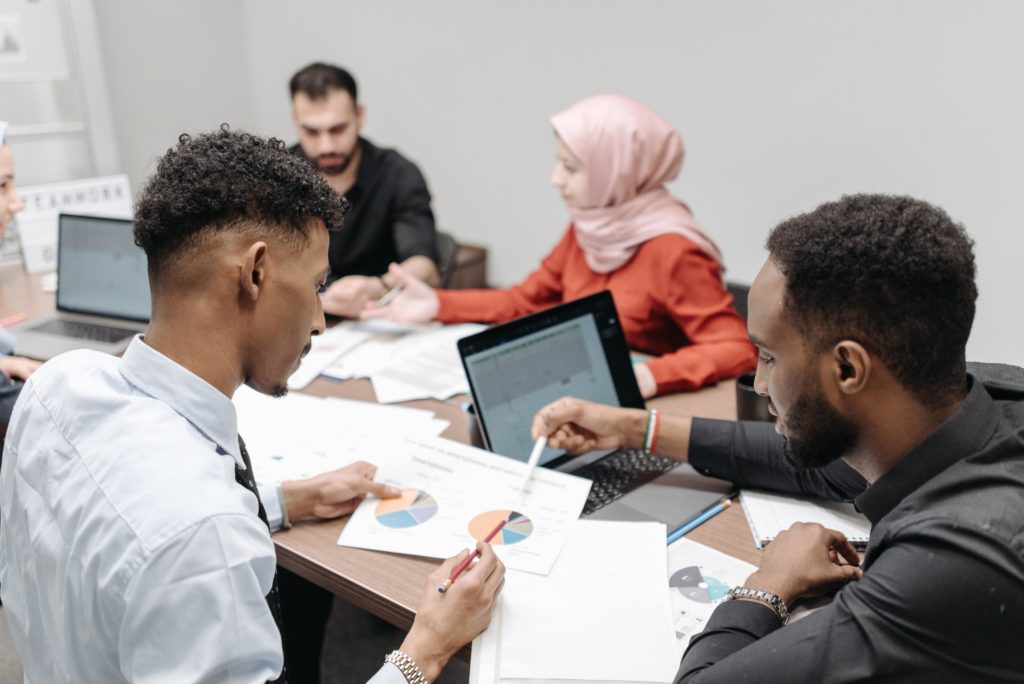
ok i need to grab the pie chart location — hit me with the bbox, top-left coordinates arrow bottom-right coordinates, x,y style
468,509 -> 534,545
375,489 -> 439,529
669,565 -> 729,603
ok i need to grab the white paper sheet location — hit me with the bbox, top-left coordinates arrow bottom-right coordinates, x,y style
287,324 -> 373,390
666,538 -> 757,655
233,385 -> 448,483
493,520 -> 677,683
337,435 -> 591,575
320,322 -> 484,401
740,489 -> 871,548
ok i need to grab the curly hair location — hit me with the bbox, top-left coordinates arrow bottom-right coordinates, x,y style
134,126 -> 347,285
767,194 -> 977,408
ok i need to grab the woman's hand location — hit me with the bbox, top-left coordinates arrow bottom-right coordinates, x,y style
360,262 -> 440,323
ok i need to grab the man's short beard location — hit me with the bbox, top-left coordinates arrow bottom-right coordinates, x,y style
316,153 -> 353,176
270,385 -> 289,398
780,378 -> 858,470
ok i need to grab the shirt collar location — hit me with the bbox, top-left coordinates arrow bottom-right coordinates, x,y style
855,373 -> 1000,524
118,335 -> 244,469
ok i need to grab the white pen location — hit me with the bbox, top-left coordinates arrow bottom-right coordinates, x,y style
375,283 -> 404,308
520,435 -> 548,492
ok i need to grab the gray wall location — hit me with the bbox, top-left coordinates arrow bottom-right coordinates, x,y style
95,0 -> 1024,366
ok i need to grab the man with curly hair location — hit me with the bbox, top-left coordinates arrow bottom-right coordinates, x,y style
531,195 -> 1024,682
0,128 -> 503,683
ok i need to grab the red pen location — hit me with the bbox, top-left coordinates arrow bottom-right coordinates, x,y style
0,312 -> 27,327
438,519 -> 506,593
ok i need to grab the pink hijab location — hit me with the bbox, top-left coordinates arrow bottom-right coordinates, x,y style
550,94 -> 722,273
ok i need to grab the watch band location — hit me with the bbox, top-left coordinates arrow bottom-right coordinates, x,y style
384,649 -> 428,684
724,585 -> 790,622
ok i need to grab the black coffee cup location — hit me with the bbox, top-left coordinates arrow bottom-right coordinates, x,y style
736,372 -> 774,422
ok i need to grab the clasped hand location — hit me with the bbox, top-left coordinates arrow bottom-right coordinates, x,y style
745,522 -> 864,607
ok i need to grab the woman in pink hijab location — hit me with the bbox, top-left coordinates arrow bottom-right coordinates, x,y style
365,94 -> 755,397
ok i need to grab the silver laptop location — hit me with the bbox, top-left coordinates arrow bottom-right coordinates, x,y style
10,213 -> 150,360
457,291 -> 734,535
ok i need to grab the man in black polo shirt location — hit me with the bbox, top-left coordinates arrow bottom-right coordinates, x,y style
531,194 -> 1024,682
289,62 -> 439,318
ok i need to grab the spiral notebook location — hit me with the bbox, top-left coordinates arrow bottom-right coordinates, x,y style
740,490 -> 871,550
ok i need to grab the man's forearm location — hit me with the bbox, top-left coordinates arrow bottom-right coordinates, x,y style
391,255 -> 440,287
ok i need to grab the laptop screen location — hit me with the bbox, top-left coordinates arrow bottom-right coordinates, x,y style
458,291 -> 643,468
56,214 -> 151,321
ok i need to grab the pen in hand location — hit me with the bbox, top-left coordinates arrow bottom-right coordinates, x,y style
438,519 -> 506,593
375,283 -> 404,308
519,435 -> 547,492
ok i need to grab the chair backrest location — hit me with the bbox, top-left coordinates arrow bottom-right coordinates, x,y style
435,230 -> 460,289
725,281 -> 750,322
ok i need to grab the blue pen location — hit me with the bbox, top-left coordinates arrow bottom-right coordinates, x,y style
666,498 -> 733,544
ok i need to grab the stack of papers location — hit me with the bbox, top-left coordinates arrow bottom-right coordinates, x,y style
470,533 -> 758,683
471,520 -> 679,684
233,385 -> 449,483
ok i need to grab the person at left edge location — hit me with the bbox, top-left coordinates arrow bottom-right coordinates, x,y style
289,62 -> 440,318
0,120 -> 42,436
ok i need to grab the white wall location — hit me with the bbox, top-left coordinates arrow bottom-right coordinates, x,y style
96,0 -> 1024,365
93,0 -> 255,185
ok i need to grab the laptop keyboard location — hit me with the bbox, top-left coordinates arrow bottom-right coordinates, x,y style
575,449 -> 679,514
30,319 -> 137,344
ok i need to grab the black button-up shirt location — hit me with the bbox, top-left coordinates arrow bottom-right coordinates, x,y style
290,137 -> 437,283
678,362 -> 1024,682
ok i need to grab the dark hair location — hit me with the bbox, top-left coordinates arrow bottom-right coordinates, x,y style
289,62 -> 358,102
134,125 -> 347,284
766,194 -> 977,408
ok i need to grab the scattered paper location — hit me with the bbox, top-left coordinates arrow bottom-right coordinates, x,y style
337,435 -> 591,575
666,538 -> 756,655
233,385 -> 448,483
321,322 -> 485,402
369,323 -> 483,402
288,324 -> 373,390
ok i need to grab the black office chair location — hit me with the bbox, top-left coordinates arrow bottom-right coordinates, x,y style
725,281 -> 750,321
435,230 -> 459,289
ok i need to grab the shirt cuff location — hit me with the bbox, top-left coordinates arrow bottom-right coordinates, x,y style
257,481 -> 284,532
367,662 -> 409,684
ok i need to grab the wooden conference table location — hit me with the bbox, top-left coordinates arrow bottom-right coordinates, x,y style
0,263 -> 763,635
280,374 -> 763,632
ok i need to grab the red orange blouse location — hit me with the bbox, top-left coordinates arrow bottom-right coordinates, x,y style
436,226 -> 756,395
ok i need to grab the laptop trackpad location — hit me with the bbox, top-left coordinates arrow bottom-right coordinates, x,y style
588,467 -> 733,530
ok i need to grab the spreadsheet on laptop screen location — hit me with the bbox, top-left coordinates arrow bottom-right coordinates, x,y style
462,312 -> 619,465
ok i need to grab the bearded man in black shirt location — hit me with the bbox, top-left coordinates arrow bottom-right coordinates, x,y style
532,194 -> 1024,682
289,62 -> 440,318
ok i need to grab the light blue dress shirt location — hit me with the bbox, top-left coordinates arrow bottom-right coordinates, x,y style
0,336 -> 404,683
